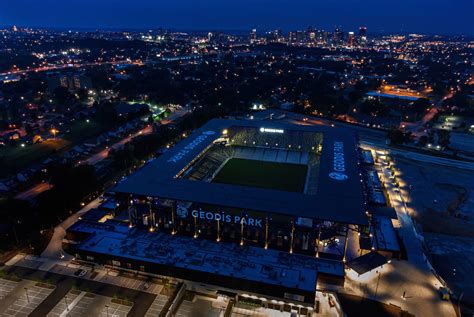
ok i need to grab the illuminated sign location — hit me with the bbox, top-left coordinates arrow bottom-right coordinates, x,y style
259,127 -> 284,134
190,210 -> 263,227
329,141 -> 348,181
167,131 -> 215,163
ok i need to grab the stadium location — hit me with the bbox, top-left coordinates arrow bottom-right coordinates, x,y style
65,118 -> 399,307
109,119 -> 369,257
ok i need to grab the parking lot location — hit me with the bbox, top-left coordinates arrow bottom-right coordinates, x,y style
0,278 -> 19,300
231,302 -> 296,317
175,293 -> 224,317
48,262 -> 162,295
1,282 -> 54,316
48,291 -> 132,317
144,289 -> 168,317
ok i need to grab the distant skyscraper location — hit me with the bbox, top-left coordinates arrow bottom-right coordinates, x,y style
249,29 -> 257,44
12,25 -> 18,32
307,26 -> 316,42
315,30 -> 327,45
288,31 -> 297,44
296,30 -> 305,43
265,29 -> 282,43
347,32 -> 355,46
359,26 -> 367,45
333,26 -> 344,45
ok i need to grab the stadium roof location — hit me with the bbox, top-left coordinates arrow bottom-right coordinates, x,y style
113,119 -> 367,225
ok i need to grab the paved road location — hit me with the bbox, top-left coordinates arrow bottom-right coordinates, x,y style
362,141 -> 474,171
6,266 -> 156,317
0,60 -> 140,77
346,147 -> 457,317
15,182 -> 53,201
80,125 -> 153,166
15,125 -> 152,201
41,197 -> 102,260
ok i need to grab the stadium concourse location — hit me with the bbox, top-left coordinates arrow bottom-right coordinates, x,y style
64,119 -> 401,310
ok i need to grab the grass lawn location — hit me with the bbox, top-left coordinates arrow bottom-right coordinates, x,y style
63,120 -> 105,143
0,120 -> 107,176
0,138 -> 70,176
213,158 -> 308,192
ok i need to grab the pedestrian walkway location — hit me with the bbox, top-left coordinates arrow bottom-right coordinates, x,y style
341,148 -> 456,317
144,293 -> 168,316
175,295 -> 223,317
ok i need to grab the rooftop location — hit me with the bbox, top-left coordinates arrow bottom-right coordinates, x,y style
113,119 -> 367,225
71,220 -> 344,292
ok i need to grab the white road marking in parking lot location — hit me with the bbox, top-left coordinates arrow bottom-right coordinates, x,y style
145,294 -> 168,317
59,292 -> 86,317
0,279 -> 19,300
3,284 -> 53,316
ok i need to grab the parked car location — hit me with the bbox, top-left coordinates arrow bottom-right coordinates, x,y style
74,269 -> 87,277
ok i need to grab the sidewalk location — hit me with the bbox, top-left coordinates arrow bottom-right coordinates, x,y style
344,149 -> 456,317
41,197 -> 102,260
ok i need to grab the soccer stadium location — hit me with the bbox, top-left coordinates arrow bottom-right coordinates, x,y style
181,125 -> 322,195
65,118 -> 400,308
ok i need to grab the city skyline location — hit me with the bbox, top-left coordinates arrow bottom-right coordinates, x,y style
0,3 -> 472,316
1,0 -> 473,36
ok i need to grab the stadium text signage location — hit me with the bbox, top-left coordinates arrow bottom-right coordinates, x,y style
167,131 -> 215,163
190,210 -> 263,227
260,127 -> 284,134
329,141 -> 348,181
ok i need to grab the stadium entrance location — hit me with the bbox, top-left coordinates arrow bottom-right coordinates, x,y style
126,196 -> 348,260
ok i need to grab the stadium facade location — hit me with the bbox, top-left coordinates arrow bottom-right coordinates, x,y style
65,118 -> 399,307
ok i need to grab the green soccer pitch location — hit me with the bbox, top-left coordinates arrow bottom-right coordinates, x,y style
213,158 -> 308,192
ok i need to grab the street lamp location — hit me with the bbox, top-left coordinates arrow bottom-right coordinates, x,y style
105,305 -> 109,317
374,271 -> 382,300
24,287 -> 30,303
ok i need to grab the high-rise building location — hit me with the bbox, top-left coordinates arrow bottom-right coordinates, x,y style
306,26 -> 316,42
249,29 -> 257,44
265,29 -> 283,43
315,30 -> 328,45
288,31 -> 297,44
333,26 -> 344,45
296,30 -> 306,43
359,26 -> 368,45
347,32 -> 355,46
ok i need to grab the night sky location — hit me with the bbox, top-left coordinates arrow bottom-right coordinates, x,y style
1,0 -> 473,35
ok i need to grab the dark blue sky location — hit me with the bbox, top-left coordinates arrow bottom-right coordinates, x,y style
1,0 -> 473,35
